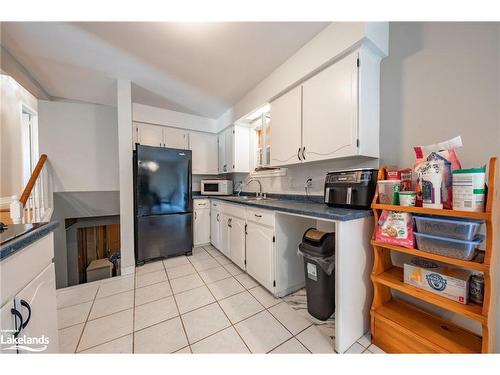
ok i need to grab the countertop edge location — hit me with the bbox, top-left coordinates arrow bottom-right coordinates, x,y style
0,221 -> 59,261
193,195 -> 372,221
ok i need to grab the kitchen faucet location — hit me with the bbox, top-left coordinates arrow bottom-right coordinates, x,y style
246,178 -> 262,197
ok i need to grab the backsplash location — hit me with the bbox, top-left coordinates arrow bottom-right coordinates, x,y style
231,157 -> 380,196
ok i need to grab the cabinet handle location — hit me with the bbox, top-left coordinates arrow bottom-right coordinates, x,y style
297,147 -> 301,161
194,211 -> 197,220
217,213 -> 220,222
10,308 -> 23,338
20,300 -> 31,329
302,146 -> 306,160
254,214 -> 262,218
228,218 -> 232,228
198,203 -> 206,206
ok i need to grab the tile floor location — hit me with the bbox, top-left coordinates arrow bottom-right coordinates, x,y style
57,245 -> 384,354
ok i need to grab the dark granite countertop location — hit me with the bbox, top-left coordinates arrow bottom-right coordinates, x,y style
0,221 -> 59,261
193,194 -> 372,221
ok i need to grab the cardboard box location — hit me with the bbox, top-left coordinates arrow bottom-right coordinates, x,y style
404,257 -> 471,304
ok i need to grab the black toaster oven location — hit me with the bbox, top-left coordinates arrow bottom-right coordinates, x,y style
324,168 -> 378,209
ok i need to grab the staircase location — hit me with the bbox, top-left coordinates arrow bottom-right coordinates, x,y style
1,154 -> 53,224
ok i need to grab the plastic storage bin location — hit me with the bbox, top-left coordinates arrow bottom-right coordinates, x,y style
414,232 -> 484,260
414,215 -> 483,241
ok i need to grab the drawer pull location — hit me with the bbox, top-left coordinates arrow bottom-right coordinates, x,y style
254,214 -> 262,218
10,308 -> 23,338
20,300 -> 31,329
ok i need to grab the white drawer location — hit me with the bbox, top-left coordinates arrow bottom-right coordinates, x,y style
211,200 -> 222,210
221,202 -> 246,219
246,207 -> 274,227
194,199 -> 210,209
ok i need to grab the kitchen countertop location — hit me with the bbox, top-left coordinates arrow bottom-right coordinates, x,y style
193,194 -> 372,221
0,221 -> 59,261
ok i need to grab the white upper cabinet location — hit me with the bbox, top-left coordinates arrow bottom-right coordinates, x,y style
136,122 -> 163,147
190,132 -> 218,175
136,122 -> 189,149
162,127 -> 189,149
268,47 -> 381,166
269,86 -> 302,167
218,125 -> 250,174
302,51 -> 358,162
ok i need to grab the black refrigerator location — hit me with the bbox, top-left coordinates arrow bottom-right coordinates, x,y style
134,144 -> 193,264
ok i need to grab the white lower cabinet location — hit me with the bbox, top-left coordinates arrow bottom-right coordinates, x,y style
15,263 -> 59,353
194,208 -> 210,246
210,202 -> 221,249
219,213 -> 230,258
228,216 -> 246,270
245,221 -> 275,292
1,263 -> 58,354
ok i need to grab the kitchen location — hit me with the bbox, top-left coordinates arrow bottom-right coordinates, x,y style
1,4 -> 500,373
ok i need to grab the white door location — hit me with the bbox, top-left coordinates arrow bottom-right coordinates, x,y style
246,222 -> 275,292
217,134 -> 226,173
224,128 -> 234,172
194,208 -> 210,246
15,263 -> 59,354
162,127 -> 189,149
190,132 -> 218,175
218,213 -> 230,257
229,216 -> 246,270
0,300 -> 18,353
137,123 -> 164,147
302,52 -> 359,162
210,208 -> 220,249
269,86 -> 303,166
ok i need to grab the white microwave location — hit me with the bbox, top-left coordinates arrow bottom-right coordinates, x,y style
200,180 -> 233,195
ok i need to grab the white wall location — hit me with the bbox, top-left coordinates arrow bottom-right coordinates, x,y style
117,80 -> 135,276
380,22 -> 500,169
38,100 -> 119,192
0,74 -> 38,198
133,102 -> 217,133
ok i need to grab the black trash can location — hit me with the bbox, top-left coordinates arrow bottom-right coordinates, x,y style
299,228 -> 335,321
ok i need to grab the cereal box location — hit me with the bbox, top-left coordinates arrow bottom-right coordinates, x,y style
404,257 -> 471,304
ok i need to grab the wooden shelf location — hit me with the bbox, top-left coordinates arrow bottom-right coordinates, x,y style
370,157 -> 498,353
371,203 -> 489,221
371,240 -> 489,272
373,299 -> 482,353
372,266 -> 486,323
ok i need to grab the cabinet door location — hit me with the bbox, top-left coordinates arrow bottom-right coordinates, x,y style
190,132 -> 218,175
162,127 -> 189,150
194,208 -> 210,246
246,222 -> 275,292
15,263 -> 59,353
137,123 -> 164,147
0,300 -> 18,353
210,208 -> 220,249
217,134 -> 226,173
218,213 -> 230,258
229,217 -> 246,270
269,86 -> 302,166
302,52 -> 359,162
224,128 -> 234,173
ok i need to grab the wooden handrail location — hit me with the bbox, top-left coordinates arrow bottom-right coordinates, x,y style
20,154 -> 47,205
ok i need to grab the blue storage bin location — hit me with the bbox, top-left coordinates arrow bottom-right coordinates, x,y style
414,232 -> 484,260
414,215 -> 483,241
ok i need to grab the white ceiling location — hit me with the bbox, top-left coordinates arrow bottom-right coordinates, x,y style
1,22 -> 329,118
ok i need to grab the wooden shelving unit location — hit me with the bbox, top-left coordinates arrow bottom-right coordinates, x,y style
370,157 -> 499,353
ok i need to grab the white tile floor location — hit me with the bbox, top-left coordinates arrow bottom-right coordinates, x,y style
56,245 -> 385,354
